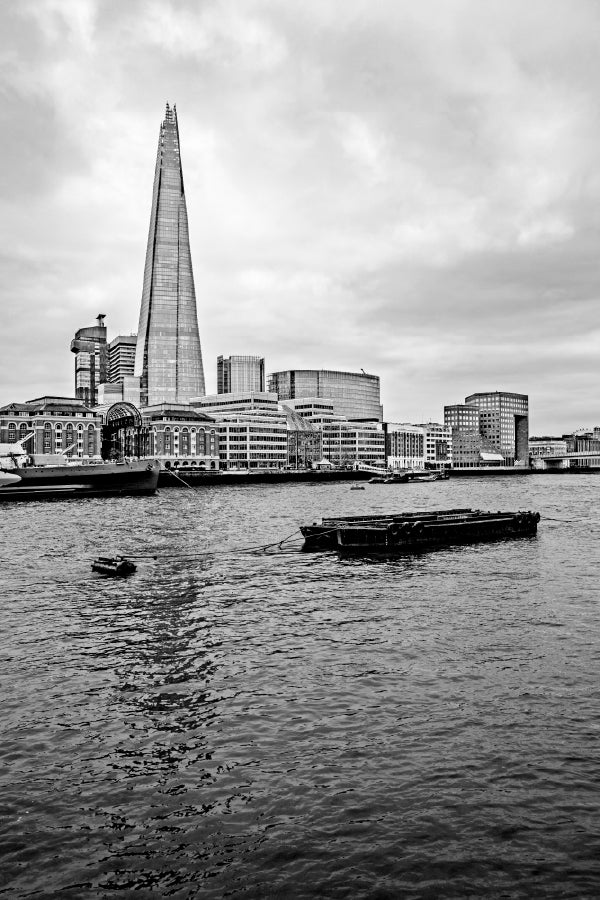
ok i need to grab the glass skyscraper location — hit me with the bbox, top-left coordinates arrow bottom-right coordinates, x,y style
135,103 -> 205,407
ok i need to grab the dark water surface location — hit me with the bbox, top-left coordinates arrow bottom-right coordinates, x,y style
1,475 -> 600,898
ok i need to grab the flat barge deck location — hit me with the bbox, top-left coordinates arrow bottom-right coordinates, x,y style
300,508 -> 540,554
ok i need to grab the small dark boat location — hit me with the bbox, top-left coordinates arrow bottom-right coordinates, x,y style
300,508 -> 540,554
91,556 -> 137,577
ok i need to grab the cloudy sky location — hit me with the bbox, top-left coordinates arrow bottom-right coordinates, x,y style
1,0 -> 598,433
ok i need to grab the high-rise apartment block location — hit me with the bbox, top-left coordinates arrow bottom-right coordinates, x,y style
268,369 -> 382,422
108,335 -> 137,383
70,314 -> 108,406
217,356 -> 265,394
135,103 -> 205,407
464,391 -> 529,465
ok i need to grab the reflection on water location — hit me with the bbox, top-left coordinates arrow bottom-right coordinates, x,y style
1,476 -> 600,897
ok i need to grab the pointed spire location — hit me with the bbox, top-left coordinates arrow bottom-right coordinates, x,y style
134,105 -> 205,406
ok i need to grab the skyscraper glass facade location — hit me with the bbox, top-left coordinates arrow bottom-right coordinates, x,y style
217,356 -> 265,394
135,104 -> 205,407
268,369 -> 382,422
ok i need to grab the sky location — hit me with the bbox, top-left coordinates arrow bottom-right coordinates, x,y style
1,0 -> 599,434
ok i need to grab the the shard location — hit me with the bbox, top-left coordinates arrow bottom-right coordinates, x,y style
135,103 -> 205,407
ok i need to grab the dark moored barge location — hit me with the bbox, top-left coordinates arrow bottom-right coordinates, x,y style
300,507 -> 540,554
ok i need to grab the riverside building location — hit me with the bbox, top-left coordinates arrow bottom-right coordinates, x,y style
143,404 -> 219,470
443,404 -> 483,468
386,424 -> 425,470
464,391 -> 529,466
0,397 -> 102,458
268,369 -> 382,422
134,103 -> 205,407
191,392 -> 287,470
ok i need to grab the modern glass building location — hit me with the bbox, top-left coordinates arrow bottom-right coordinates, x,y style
268,369 -> 382,422
217,356 -> 265,394
135,103 -> 205,407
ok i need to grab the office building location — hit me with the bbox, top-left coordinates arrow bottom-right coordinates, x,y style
135,103 -> 205,407
421,422 -> 452,469
70,315 -> 108,406
444,404 -> 480,432
444,403 -> 482,468
268,369 -> 382,422
217,356 -> 265,394
465,391 -> 529,465
108,334 -> 137,383
386,424 -> 425,470
320,422 -> 386,468
191,392 -> 287,469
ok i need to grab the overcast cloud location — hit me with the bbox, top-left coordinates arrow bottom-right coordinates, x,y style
1,0 -> 599,433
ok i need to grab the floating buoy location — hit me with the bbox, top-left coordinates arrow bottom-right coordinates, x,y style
91,556 -> 137,577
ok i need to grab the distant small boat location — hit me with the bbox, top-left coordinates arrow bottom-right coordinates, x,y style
91,556 -> 137,577
350,485 -> 365,490
300,508 -> 540,554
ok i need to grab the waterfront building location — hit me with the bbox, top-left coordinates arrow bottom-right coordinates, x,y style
268,369 -> 382,422
565,431 -> 600,454
529,437 -> 568,459
0,397 -> 102,458
320,421 -> 386,468
215,417 -> 288,470
280,405 -> 322,469
386,423 -> 425,470
135,103 -> 205,407
217,356 -> 265,394
70,315 -> 108,406
143,404 -> 219,469
464,391 -> 529,466
108,334 -> 137,383
191,392 -> 287,469
443,404 -> 482,468
420,422 -> 452,469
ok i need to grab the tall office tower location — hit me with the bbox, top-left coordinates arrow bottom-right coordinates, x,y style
217,355 -> 265,394
70,314 -> 108,406
108,335 -> 137,383
464,391 -> 529,465
268,369 -> 382,422
135,103 -> 205,407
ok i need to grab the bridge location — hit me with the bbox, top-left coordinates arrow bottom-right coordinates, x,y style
531,451 -> 600,470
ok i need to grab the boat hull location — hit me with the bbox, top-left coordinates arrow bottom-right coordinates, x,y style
0,459 -> 160,502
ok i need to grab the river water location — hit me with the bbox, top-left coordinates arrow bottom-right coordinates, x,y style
1,475 -> 600,899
